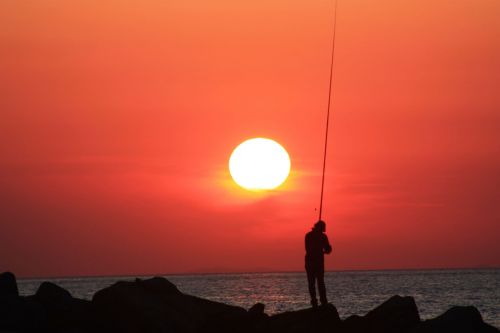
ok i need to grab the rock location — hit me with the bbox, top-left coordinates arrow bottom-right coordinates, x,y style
0,272 -> 18,298
92,278 -> 186,333
92,276 -> 247,333
365,295 -> 421,332
343,314 -> 364,328
248,303 -> 266,316
343,295 -> 420,333
410,306 -> 499,333
0,295 -> 48,332
35,281 -> 73,305
136,276 -> 182,296
262,304 -> 341,333
33,282 -> 93,332
234,303 -> 268,333
0,272 -> 48,331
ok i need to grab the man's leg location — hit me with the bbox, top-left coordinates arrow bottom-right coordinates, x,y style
306,269 -> 318,307
318,271 -> 328,305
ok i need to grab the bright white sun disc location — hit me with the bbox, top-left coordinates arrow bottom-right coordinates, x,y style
229,138 -> 291,190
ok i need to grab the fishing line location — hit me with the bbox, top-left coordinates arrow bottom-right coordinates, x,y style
318,0 -> 339,221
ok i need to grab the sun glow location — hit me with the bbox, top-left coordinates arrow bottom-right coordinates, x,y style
229,138 -> 291,190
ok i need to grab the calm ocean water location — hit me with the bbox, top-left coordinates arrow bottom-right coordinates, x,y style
18,269 -> 499,328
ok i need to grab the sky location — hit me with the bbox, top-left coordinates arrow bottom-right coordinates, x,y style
1,0 -> 499,278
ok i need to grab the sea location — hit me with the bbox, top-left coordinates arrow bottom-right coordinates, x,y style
18,269 -> 499,328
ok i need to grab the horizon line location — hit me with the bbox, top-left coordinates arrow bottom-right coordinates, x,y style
16,265 -> 500,281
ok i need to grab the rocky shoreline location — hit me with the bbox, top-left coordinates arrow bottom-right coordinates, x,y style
0,271 -> 497,333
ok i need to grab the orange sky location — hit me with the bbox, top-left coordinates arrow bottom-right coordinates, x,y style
1,0 -> 499,278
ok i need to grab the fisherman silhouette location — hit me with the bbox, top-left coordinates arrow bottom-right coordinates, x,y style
305,220 -> 332,307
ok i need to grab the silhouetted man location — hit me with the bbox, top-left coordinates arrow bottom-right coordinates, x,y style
305,220 -> 332,307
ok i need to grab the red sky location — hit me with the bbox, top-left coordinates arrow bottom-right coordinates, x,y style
1,0 -> 499,278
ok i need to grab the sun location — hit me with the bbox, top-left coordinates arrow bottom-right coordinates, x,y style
229,138 -> 291,190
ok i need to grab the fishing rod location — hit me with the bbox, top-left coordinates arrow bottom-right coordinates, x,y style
318,0 -> 339,221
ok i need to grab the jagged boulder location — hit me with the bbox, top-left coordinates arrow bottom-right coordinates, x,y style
261,304 -> 341,333
0,272 -> 48,332
0,274 -> 93,333
92,277 -> 248,333
248,303 -> 267,319
35,282 -> 73,305
0,273 -> 18,299
0,296 -> 48,332
410,306 -> 499,333
343,295 -> 420,333
343,314 -> 365,331
33,282 -> 93,331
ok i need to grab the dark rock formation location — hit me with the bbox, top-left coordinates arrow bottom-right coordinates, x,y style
410,306 -> 499,333
35,282 -> 73,302
0,272 -> 498,333
343,295 -> 420,333
0,272 -> 46,332
0,273 -> 18,299
0,274 -> 93,333
248,302 -> 268,321
33,281 -> 93,331
0,295 -> 47,332
261,304 -> 341,333
92,276 -> 248,333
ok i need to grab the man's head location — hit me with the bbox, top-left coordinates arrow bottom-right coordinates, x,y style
314,220 -> 326,233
